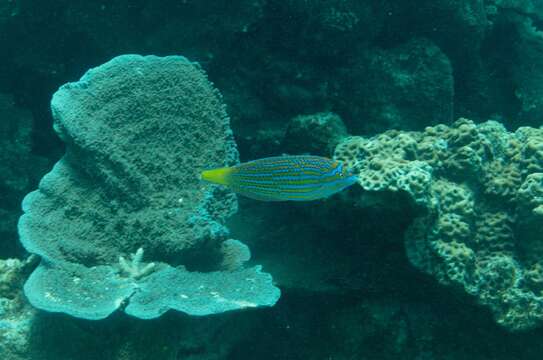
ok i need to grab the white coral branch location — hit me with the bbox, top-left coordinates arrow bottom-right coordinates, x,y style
119,248 -> 155,280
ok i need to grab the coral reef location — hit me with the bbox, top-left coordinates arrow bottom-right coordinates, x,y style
2,0 -> 543,358
335,118 -> 543,331
490,0 -> 543,19
0,257 -> 35,360
18,54 -> 279,320
4,0 -> 543,139
282,112 -> 348,156
220,239 -> 251,271
508,14 -> 543,126
0,93 -> 48,258
0,1 -> 19,25
337,37 -> 454,134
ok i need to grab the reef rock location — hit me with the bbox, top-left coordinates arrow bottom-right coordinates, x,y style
18,54 -> 280,320
0,93 -> 48,257
283,112 -> 348,157
0,257 -> 35,360
335,118 -> 543,331
339,38 -> 454,134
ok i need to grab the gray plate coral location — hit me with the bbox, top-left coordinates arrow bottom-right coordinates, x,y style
17,54 -> 280,320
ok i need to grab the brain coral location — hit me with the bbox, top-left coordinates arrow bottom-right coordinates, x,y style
18,55 -> 280,320
335,118 -> 543,331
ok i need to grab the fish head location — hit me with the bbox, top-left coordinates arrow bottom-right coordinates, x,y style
332,160 -> 355,179
323,161 -> 359,194
341,161 -> 356,178
339,165 -> 359,187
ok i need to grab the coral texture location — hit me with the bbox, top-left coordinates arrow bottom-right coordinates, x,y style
18,54 -> 280,320
0,258 -> 34,360
335,118 -> 543,331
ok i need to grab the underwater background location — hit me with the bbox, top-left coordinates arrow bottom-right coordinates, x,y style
1,0 -> 543,359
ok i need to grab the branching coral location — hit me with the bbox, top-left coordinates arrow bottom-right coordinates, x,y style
118,248 -> 156,280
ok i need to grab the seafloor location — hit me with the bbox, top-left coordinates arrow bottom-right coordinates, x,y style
1,1 -> 543,359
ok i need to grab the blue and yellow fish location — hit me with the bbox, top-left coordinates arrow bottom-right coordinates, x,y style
201,155 -> 358,201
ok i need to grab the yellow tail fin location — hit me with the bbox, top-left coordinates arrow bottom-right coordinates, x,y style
201,167 -> 234,185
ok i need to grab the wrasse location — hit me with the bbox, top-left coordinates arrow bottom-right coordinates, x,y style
201,155 -> 358,201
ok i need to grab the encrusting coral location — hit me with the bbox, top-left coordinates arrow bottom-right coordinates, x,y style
335,118 -> 543,331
